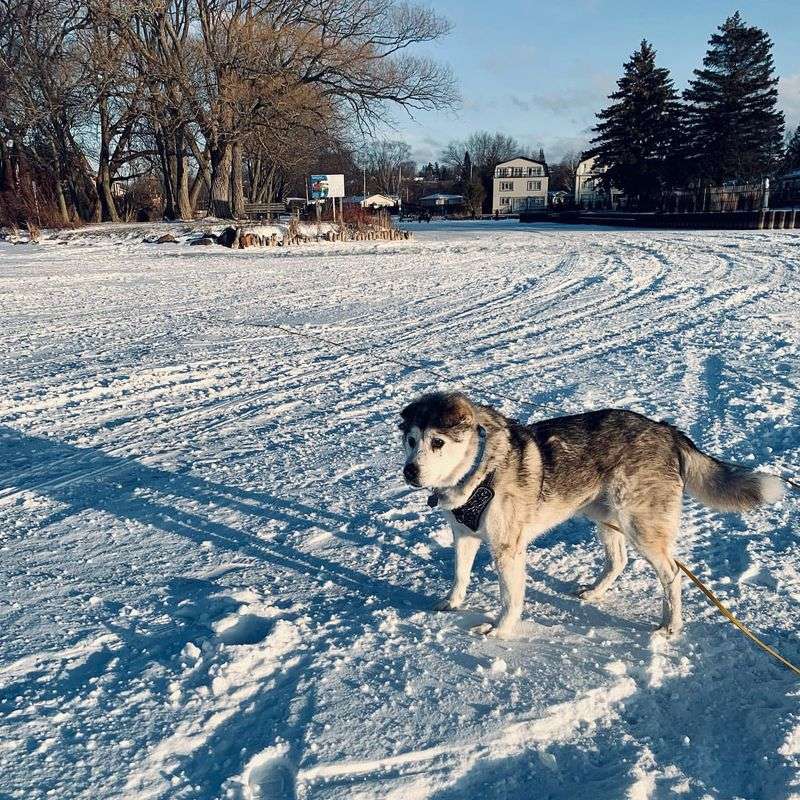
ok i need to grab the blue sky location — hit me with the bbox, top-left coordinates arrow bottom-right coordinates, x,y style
391,0 -> 800,165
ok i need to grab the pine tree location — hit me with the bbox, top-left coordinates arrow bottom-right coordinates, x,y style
590,40 -> 684,206
462,150 -> 472,182
784,125 -> 800,172
684,12 -> 784,183
537,147 -> 546,163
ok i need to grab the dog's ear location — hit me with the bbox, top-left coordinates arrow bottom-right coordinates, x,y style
440,393 -> 475,432
399,402 -> 415,425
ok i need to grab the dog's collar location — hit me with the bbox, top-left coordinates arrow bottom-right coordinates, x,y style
428,470 -> 496,532
426,425 -> 485,501
427,426 -> 494,531
453,424 -> 487,490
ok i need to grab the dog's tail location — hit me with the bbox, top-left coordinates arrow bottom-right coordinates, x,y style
675,432 -> 785,512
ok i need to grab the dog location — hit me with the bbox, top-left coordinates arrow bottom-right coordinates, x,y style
400,392 -> 784,639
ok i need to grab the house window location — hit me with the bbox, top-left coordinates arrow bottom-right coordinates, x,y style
512,167 -> 523,176
500,197 -> 511,205
495,167 -> 511,177
527,180 -> 541,191
499,181 -> 513,191
527,167 -> 543,176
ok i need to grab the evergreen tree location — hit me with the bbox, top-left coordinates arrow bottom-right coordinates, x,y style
784,125 -> 800,172
537,147 -> 546,163
684,12 -> 784,183
590,40 -> 684,205
462,150 -> 472,182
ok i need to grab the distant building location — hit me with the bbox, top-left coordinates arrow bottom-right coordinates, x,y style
420,193 -> 463,210
344,194 -> 400,210
574,156 -> 621,208
492,157 -> 548,213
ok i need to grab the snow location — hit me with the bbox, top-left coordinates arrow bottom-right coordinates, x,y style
1,219 -> 799,799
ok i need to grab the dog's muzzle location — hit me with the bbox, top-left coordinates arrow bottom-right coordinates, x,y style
403,462 -> 420,486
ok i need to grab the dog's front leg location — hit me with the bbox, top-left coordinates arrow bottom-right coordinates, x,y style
433,528 -> 481,611
472,539 -> 526,639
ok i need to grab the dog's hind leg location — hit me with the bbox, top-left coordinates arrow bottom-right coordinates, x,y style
639,544 -> 682,637
623,499 -> 683,636
433,528 -> 481,611
579,522 -> 628,602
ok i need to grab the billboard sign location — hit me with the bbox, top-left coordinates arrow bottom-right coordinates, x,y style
309,174 -> 345,199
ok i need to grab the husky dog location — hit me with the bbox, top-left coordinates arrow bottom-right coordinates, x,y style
400,392 -> 784,639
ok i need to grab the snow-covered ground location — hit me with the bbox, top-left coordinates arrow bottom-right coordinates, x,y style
2,220 -> 799,800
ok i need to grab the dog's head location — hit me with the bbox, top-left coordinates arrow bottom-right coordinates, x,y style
399,392 -> 479,488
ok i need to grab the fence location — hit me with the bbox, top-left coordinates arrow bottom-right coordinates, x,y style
586,180 -> 800,214
610,183 -> 766,214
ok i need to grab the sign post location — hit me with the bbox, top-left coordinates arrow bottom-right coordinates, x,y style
309,174 -> 345,200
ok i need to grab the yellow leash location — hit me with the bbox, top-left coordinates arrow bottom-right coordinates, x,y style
673,558 -> 800,678
601,522 -> 800,677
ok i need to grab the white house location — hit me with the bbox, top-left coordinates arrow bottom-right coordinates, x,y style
492,157 -> 548,213
574,156 -> 621,208
345,194 -> 399,209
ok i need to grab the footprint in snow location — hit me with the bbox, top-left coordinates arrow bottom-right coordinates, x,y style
238,745 -> 297,800
213,612 -> 272,645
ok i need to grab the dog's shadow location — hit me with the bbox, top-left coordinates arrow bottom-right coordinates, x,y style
435,518 -> 653,639
0,425 -> 431,614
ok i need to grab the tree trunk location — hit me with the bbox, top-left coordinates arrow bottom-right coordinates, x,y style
0,138 -> 12,192
155,125 -> 177,220
49,140 -> 70,223
230,141 -> 245,219
210,142 -> 232,219
96,94 -> 120,222
175,128 -> 192,220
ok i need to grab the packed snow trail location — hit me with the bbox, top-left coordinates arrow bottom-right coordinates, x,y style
1,220 -> 799,800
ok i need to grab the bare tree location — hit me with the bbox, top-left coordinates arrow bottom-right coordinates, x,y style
0,0 -> 95,223
549,150 -> 582,193
440,131 -> 521,212
360,139 -> 412,195
2,0 -> 458,225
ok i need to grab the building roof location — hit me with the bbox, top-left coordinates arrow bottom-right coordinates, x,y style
420,193 -> 463,201
495,156 -> 547,168
345,194 -> 398,206
494,156 -> 550,177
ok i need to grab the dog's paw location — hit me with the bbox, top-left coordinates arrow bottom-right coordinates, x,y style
577,587 -> 604,603
470,621 -> 517,639
486,624 -> 516,640
470,622 -> 495,636
432,596 -> 462,612
653,623 -> 682,639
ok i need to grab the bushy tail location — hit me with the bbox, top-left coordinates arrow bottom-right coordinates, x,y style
676,433 -> 785,512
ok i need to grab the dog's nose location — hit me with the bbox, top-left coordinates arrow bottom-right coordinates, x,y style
403,462 -> 419,484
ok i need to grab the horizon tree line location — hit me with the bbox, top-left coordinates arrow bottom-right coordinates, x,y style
590,12 -> 796,209
0,0 -> 457,227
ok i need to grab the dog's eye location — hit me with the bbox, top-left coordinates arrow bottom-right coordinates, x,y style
430,437 -> 444,450
407,436 -> 416,448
